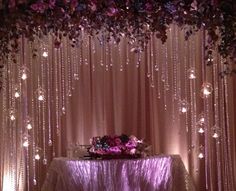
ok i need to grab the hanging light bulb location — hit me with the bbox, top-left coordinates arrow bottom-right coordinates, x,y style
22,133 -> 30,147
212,125 -> 220,139
19,66 -> 29,80
14,91 -> 20,98
200,82 -> 213,98
35,147 -> 42,160
198,145 -> 204,159
187,67 -> 196,79
35,87 -> 46,101
179,99 -> 189,113
23,140 -> 29,147
10,114 -> 16,121
25,116 -> 33,130
198,152 -> 204,159
212,132 -> 219,138
42,51 -> 48,58
14,85 -> 21,98
198,127 -> 205,134
197,113 -> 205,125
9,109 -> 16,121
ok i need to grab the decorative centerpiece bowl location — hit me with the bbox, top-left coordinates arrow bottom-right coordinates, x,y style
88,134 -> 150,159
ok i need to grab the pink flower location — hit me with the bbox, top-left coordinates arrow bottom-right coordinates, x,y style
125,140 -> 137,149
107,7 -> 118,17
30,2 -> 48,13
89,1 -> 97,12
109,146 -> 121,154
49,0 -> 55,9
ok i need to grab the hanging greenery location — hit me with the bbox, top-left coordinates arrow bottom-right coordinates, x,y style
0,0 -> 235,71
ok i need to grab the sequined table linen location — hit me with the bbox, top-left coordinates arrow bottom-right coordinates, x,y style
41,155 -> 195,191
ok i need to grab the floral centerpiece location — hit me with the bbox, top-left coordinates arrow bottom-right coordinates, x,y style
88,134 -> 150,159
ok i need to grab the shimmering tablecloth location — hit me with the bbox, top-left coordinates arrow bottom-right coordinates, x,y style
41,155 -> 195,191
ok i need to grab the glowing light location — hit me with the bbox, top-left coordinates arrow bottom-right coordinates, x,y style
35,87 -> 46,101
181,107 -> 187,113
35,154 -> 40,160
14,91 -> 20,98
10,114 -> 16,121
212,132 -> 219,138
179,100 -> 189,113
198,153 -> 204,159
198,127 -> 204,134
26,123 -> 32,130
42,51 -> 48,57
200,82 -> 213,98
38,95 -> 44,101
21,73 -> 27,80
187,68 -> 196,79
23,140 -> 29,147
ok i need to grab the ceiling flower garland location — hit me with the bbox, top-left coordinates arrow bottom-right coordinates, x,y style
0,0 -> 235,80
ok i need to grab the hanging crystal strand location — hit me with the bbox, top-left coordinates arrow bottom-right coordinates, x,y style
47,36 -> 53,148
175,27 -> 181,107
187,36 -> 194,172
170,26 -> 176,123
60,39 -> 66,115
8,55 -> 14,191
150,35 -> 155,88
54,45 -> 60,158
18,36 -> 30,191
213,53 -> 222,191
126,38 -> 130,66
66,38 -> 72,97
223,61 -> 235,190
218,56 -> 228,190
161,42 -> 167,110
1,58 -> 8,189
41,39 -> 48,166
29,41 -> 37,186
73,42 -> 79,81
136,47 -> 141,69
201,30 -> 209,190
92,36 -> 96,71
154,39 -> 161,99
105,40 -> 109,72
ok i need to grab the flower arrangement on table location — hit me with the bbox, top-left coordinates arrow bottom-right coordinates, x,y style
88,134 -> 150,159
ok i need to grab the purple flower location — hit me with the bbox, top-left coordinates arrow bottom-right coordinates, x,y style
30,2 -> 47,13
107,7 -> 118,17
125,140 -> 137,149
49,0 -> 55,9
109,146 -> 121,154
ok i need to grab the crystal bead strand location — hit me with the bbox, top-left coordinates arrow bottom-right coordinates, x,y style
213,53 -> 222,191
29,42 -> 37,186
202,30 -> 209,190
41,39 -> 47,166
223,60 -> 235,190
60,40 -> 66,115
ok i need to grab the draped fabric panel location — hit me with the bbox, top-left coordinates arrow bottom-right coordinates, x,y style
0,25 -> 235,190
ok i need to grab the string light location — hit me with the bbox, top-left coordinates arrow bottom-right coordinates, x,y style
23,140 -> 29,147
19,66 -> 29,80
9,109 -> 16,121
187,67 -> 196,79
198,127 -> 205,134
35,147 -> 42,160
35,87 -> 46,101
198,152 -> 204,159
179,99 -> 189,113
26,123 -> 32,130
200,82 -> 213,98
14,92 -> 20,98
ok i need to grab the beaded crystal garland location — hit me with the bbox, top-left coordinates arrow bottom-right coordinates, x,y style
0,27 -> 235,191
